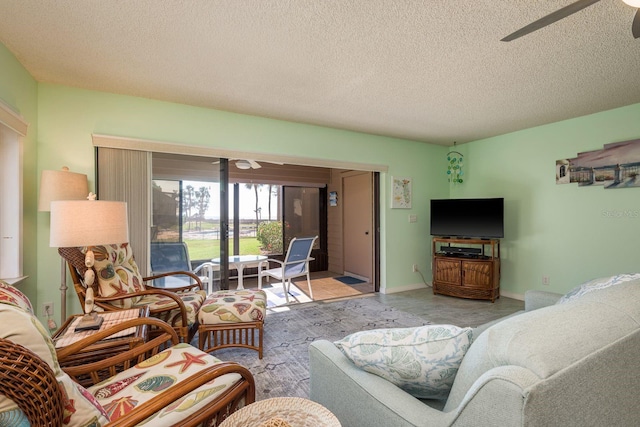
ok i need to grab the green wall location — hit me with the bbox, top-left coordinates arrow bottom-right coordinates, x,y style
0,43 -> 38,304
451,103 -> 640,296
6,38 -> 639,321
36,83 -> 446,316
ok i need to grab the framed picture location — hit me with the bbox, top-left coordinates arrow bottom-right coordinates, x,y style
329,191 -> 338,207
391,176 -> 412,209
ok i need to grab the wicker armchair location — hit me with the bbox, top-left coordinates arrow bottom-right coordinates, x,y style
0,282 -> 255,427
0,337 -> 65,426
59,244 -> 207,342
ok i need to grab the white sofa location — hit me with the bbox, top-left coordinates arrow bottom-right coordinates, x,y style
309,278 -> 640,426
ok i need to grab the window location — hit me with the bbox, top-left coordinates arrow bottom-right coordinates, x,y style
151,179 -> 282,263
93,135 -> 345,288
0,103 -> 27,283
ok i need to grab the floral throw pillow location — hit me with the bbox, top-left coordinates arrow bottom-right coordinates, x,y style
0,296 -> 109,426
89,243 -> 145,308
0,280 -> 33,313
557,273 -> 640,304
335,324 -> 472,399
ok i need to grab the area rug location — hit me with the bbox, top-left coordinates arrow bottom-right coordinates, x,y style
261,283 -> 312,307
293,277 -> 363,301
202,296 -> 431,401
334,276 -> 366,285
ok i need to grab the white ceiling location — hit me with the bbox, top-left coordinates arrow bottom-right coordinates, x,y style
1,0 -> 639,146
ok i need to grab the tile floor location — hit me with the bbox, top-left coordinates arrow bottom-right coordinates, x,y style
230,270 -> 524,326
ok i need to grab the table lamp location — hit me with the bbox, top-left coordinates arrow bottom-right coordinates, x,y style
38,167 -> 89,322
50,195 -> 129,330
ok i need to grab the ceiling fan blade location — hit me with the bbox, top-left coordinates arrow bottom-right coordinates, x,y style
247,160 -> 262,169
501,0 -> 602,42
633,9 -> 640,39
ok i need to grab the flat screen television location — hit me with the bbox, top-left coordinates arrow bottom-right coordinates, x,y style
430,198 -> 504,239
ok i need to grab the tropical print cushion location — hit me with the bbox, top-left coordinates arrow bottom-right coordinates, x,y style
88,343 -> 242,425
335,324 -> 473,399
0,280 -> 33,313
198,289 -> 267,325
136,290 -> 207,327
557,273 -> 640,304
0,295 -> 109,426
89,243 -> 145,308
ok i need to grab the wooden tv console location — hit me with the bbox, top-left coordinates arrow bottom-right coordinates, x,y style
432,237 -> 500,302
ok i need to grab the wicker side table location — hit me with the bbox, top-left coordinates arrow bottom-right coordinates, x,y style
53,307 -> 149,385
219,397 -> 341,427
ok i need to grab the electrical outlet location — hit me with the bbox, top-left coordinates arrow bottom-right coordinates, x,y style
42,302 -> 54,316
542,276 -> 550,286
412,264 -> 418,273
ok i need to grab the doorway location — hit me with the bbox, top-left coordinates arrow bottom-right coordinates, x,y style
150,152 -> 378,297
342,171 -> 374,284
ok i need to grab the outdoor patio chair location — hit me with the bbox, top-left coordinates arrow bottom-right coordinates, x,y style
259,236 -> 318,303
151,241 -> 218,293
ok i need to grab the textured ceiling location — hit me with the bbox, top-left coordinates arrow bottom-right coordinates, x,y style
1,0 -> 639,145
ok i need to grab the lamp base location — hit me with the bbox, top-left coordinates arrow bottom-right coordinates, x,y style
74,311 -> 104,331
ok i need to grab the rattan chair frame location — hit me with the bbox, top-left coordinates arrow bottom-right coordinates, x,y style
199,320 -> 265,359
61,246 -> 204,342
0,337 -> 65,427
58,317 -> 256,426
1,317 -> 256,427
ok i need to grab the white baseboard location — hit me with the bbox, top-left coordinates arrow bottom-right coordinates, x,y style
342,271 -> 370,282
380,283 -> 525,301
500,290 -> 524,301
380,282 -> 431,294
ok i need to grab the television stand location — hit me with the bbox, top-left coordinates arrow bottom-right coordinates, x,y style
432,237 -> 500,302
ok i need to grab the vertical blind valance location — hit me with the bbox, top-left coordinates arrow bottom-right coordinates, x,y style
96,147 -> 152,276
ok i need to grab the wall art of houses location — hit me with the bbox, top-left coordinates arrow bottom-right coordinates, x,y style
556,139 -> 640,189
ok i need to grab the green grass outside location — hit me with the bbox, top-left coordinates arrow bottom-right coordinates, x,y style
186,238 -> 263,261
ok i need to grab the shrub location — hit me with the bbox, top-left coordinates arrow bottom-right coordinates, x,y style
257,221 -> 283,254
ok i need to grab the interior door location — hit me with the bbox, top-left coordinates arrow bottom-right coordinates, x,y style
342,172 -> 373,282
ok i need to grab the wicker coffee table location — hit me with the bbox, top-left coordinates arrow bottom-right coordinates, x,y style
219,397 -> 341,427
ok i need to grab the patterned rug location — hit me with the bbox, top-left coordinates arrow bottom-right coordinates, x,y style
198,296 -> 431,401
261,283 -> 313,307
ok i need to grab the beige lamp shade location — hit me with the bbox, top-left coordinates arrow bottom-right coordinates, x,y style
50,200 -> 129,247
38,168 -> 89,211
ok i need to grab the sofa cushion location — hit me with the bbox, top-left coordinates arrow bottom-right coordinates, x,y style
0,292 -> 110,426
89,343 -> 242,424
444,278 -> 640,412
136,289 -> 207,327
557,273 -> 640,304
89,243 -> 145,308
198,289 -> 267,325
335,324 -> 473,399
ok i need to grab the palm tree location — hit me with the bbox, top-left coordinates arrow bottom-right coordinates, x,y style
195,186 -> 211,230
183,184 -> 195,231
244,183 -> 262,234
267,185 -> 272,220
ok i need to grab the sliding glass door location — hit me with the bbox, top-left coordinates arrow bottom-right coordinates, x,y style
151,154 -> 226,289
282,186 -> 327,271
150,155 -> 330,289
